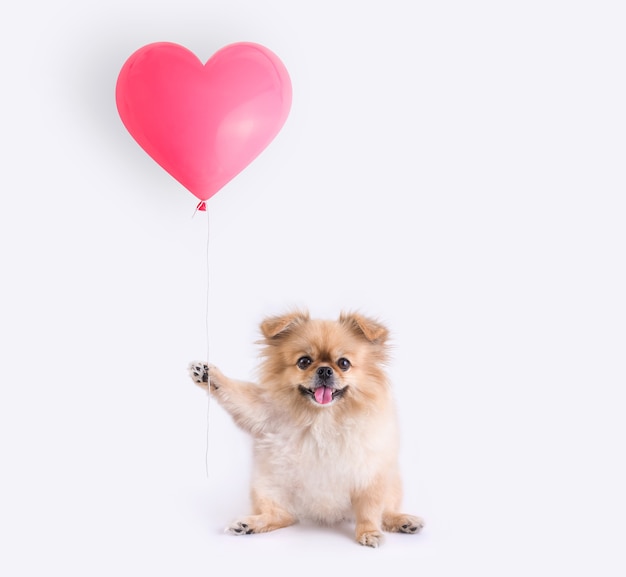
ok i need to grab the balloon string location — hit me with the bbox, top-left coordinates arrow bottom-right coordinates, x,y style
191,202 -> 212,479
204,206 -> 212,479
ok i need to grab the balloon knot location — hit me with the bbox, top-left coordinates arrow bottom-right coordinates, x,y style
197,201 -> 207,212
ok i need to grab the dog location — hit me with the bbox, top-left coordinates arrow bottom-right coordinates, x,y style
189,310 -> 423,547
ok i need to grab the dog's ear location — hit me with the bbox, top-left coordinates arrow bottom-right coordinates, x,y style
261,309 -> 310,339
339,312 -> 389,344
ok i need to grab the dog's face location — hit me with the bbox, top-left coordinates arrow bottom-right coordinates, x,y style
258,310 -> 390,411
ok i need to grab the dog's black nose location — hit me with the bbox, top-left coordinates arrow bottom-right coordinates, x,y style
316,366 -> 334,381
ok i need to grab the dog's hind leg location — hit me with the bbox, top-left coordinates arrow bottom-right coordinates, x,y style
382,512 -> 425,534
226,493 -> 296,536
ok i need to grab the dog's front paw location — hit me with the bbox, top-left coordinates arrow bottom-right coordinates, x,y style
357,530 -> 383,548
188,361 -> 223,391
188,361 -> 209,385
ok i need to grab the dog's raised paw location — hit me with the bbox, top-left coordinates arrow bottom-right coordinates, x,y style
226,521 -> 254,536
188,361 -> 209,384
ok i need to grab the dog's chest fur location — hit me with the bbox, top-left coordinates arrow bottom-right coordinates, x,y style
252,410 -> 396,523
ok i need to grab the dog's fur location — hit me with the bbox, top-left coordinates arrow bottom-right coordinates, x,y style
189,310 -> 423,547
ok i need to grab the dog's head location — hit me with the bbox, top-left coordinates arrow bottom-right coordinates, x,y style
258,310 -> 390,411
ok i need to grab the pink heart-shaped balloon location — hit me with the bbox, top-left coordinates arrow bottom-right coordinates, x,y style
116,42 -> 292,202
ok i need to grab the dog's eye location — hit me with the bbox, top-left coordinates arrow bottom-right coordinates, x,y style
337,358 -> 351,371
297,356 -> 312,370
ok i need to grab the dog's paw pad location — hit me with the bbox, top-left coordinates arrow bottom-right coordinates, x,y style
226,521 -> 254,536
188,361 -> 209,384
400,516 -> 424,534
358,530 -> 383,548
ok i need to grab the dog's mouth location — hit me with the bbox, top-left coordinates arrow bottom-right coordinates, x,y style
298,385 -> 348,405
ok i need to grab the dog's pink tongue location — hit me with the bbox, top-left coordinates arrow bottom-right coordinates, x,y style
315,386 -> 333,404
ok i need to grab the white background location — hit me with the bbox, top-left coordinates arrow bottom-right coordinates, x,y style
1,0 -> 625,575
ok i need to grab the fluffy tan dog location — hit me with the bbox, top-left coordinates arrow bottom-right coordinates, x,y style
189,310 -> 423,547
